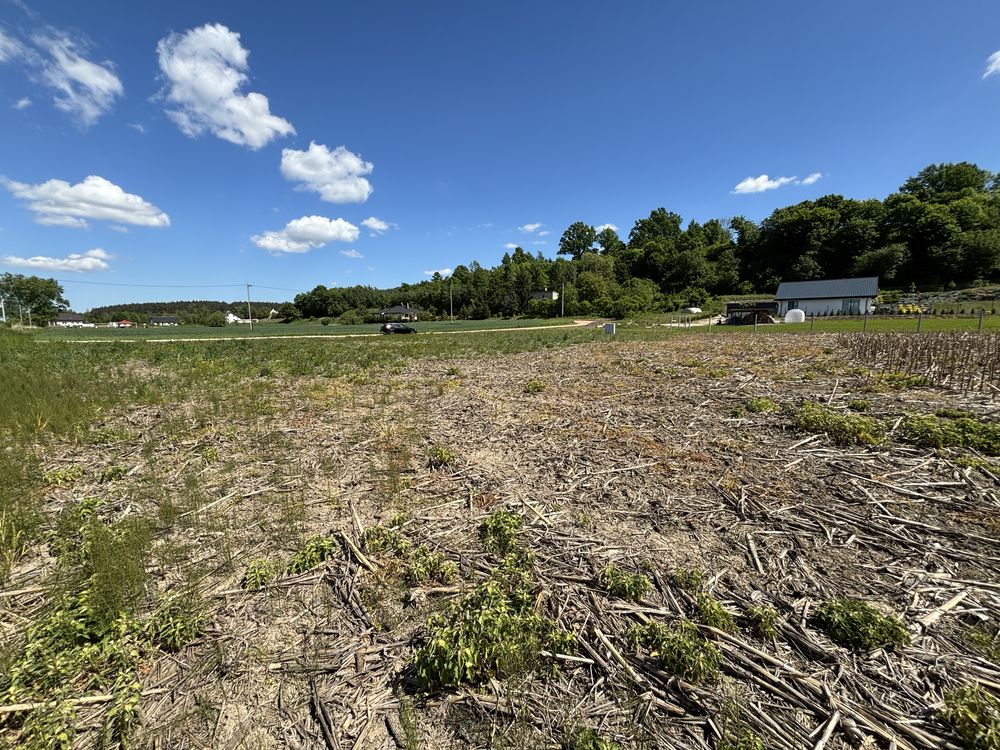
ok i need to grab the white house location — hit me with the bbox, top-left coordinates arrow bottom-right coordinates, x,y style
775,277 -> 879,316
52,312 -> 89,327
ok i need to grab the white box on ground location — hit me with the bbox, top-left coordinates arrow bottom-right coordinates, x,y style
604,323 -> 616,335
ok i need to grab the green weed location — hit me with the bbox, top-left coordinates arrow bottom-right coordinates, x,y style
43,465 -> 85,487
899,413 -> 1000,455
412,555 -> 571,689
145,591 -> 204,652
628,619 -> 721,683
523,379 -> 547,394
362,525 -> 412,556
285,535 -> 337,575
793,402 -> 885,446
673,567 -> 704,593
242,558 -> 278,590
562,727 -> 621,750
695,594 -> 736,633
812,599 -> 909,650
598,564 -> 651,602
425,444 -> 455,469
847,399 -> 871,412
479,510 -> 523,556
940,684 -> 1000,750
746,604 -> 779,639
745,397 -> 779,414
99,464 -> 128,483
404,546 -> 458,586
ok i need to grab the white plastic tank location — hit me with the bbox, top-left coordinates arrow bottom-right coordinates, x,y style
784,309 -> 806,324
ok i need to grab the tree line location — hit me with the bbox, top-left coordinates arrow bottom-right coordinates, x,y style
293,162 -> 1000,320
2,161 -> 997,325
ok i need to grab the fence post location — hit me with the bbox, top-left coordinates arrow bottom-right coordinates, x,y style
863,312 -> 868,333
708,315 -> 712,333
979,308 -> 985,333
810,314 -> 815,332
916,312 -> 922,333
753,313 -> 758,333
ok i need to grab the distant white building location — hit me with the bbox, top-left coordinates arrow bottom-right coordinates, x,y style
531,290 -> 560,302
775,277 -> 879,316
225,312 -> 257,324
52,312 -> 89,327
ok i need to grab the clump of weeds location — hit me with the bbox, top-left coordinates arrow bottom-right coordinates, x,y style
598,564 -> 650,602
812,599 -> 909,650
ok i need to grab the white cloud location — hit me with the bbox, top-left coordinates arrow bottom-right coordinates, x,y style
519,222 -> 543,233
504,242 -> 518,250
532,240 -> 547,246
340,248 -> 363,259
537,229 -> 550,236
984,50 -> 1000,79
13,97 -> 32,110
33,32 -> 123,126
2,247 -> 112,272
127,122 -> 144,133
156,23 -> 294,150
109,224 -> 129,233
732,174 -> 797,194
595,223 -> 618,233
424,267 -> 452,277
800,172 -> 823,185
251,215 -> 359,254
2,174 -> 170,228
0,28 -> 26,62
361,216 -> 395,235
281,141 -> 373,203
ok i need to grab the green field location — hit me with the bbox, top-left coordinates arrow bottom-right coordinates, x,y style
33,316 -> 575,341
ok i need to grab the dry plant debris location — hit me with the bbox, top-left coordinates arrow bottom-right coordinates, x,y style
2,332 -> 1000,749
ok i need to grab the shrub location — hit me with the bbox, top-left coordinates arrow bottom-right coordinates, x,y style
812,599 -> 909,650
285,535 -> 336,574
746,604 -> 779,639
695,594 -> 736,633
793,402 -> 885,446
412,557 -> 571,689
745,397 -> 779,414
940,684 -> 1000,750
243,558 -> 277,590
628,619 -> 721,683
479,510 -> 522,555
673,567 -> 704,593
319,317 -> 332,326
598,564 -> 651,602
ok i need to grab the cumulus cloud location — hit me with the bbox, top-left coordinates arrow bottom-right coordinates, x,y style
800,172 -> 823,185
340,248 -> 363,259
251,215 -> 359,254
985,50 -> 1000,79
361,216 -> 395,235
595,223 -> 618,233
732,174 -> 797,194
519,222 -> 543,233
281,142 -> 373,203
156,23 -> 294,149
423,267 -> 452,277
504,242 -> 518,250
2,247 -> 112,272
33,32 -> 123,126
2,174 -> 170,228
13,96 -> 31,109
537,229 -> 550,236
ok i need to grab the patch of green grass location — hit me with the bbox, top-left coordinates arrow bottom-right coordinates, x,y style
479,510 -> 523,556
745,397 -> 779,414
285,535 -> 336,575
695,594 -> 736,633
425,444 -> 455,469
99,464 -> 128,483
793,402 -> 885,446
412,554 -> 571,690
628,619 -> 721,683
673,567 -> 704,593
847,399 -> 871,412
812,599 -> 909,651
746,604 -> 779,639
598,564 -> 651,602
940,684 -> 1000,750
900,413 -> 1000,455
523,379 -> 547,394
873,371 -> 933,390
43,464 -> 85,486
561,728 -> 621,750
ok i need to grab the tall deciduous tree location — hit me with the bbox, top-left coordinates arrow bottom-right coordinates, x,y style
558,222 -> 597,259
0,273 -> 69,324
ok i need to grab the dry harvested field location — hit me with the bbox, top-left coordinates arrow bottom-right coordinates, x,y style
3,332 -> 1000,749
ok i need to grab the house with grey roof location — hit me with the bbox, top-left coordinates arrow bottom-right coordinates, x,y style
775,277 -> 879,316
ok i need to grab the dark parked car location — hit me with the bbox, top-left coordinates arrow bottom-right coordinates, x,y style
380,322 -> 416,334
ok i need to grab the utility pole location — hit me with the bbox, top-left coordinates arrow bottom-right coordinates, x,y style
26,307 -> 32,327
449,277 -> 453,323
19,304 -> 24,326
0,297 -> 5,324
561,281 -> 565,318
246,283 -> 253,332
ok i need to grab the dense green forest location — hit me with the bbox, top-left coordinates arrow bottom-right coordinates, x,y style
84,300 -> 284,326
293,162 -> 1000,320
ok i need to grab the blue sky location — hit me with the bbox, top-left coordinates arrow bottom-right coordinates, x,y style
1,0 -> 999,310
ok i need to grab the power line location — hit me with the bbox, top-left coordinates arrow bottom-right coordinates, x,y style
53,279 -> 246,289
